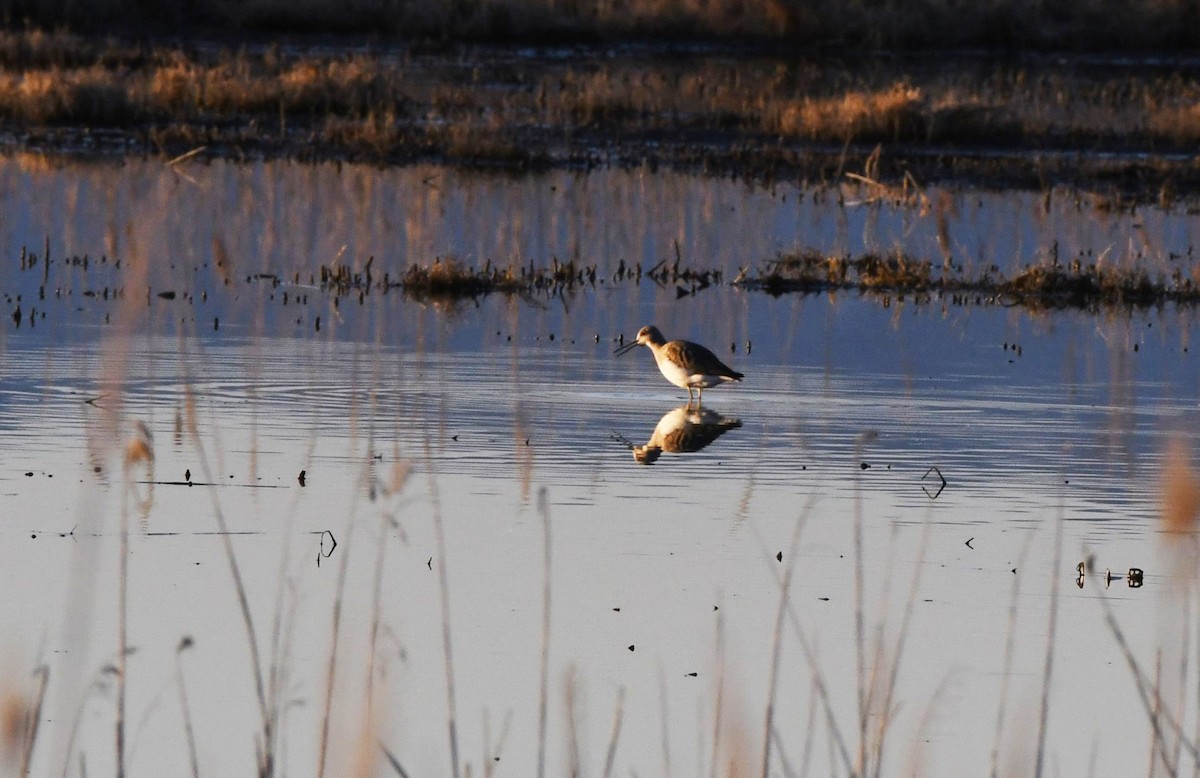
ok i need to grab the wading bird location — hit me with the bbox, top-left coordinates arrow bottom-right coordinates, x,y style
614,325 -> 744,404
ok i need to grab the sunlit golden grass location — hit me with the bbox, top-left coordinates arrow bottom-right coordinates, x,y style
776,85 -> 924,141
0,27 -> 1198,175
0,66 -> 131,124
1147,101 -> 1200,143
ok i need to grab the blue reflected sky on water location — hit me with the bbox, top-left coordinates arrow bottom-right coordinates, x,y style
2,158 -> 1200,775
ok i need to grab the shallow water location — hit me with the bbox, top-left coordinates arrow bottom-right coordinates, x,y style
3,156 -> 1200,776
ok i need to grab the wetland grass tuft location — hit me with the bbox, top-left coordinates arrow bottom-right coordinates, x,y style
743,247 -> 1200,310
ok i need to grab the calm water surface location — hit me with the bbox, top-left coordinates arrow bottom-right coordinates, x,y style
2,157 -> 1200,776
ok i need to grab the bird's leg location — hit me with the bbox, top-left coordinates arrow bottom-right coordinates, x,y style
696,386 -> 704,406
687,386 -> 695,405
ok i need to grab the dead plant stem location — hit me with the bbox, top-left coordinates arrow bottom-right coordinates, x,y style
762,504 -> 811,778
536,486 -> 552,778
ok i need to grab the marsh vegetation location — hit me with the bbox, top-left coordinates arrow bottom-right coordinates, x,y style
6,6 -> 1200,777
0,29 -> 1196,198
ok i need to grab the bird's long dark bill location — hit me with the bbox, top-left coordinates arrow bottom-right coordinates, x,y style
614,340 -> 639,356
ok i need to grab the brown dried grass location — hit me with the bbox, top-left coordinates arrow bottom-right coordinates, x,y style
776,85 -> 924,141
1162,439 -> 1200,535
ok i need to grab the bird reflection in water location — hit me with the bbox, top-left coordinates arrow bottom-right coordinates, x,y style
615,404 -> 743,464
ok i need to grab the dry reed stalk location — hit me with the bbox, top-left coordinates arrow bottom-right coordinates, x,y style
315,494 -> 357,778
708,607 -> 725,778
564,667 -> 581,776
868,513 -> 933,778
5,664 -> 49,777
761,503 -> 810,778
536,486 -> 552,778
423,434 -> 461,778
180,380 -> 274,776
1033,505 -> 1064,778
782,582 -> 855,773
367,459 -> 410,713
1162,440 -> 1200,536
482,708 -> 513,778
658,667 -> 673,778
600,687 -> 625,778
852,430 -> 876,774
175,638 -> 200,778
116,421 -> 153,778
989,529 -> 1037,778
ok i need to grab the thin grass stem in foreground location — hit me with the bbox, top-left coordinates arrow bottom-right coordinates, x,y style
536,486 -> 552,778
761,502 -> 811,778
1034,505 -> 1064,778
989,528 -> 1037,778
424,435 -> 461,778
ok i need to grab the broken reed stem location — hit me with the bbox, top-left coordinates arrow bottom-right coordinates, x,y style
536,486 -> 552,778
425,436 -> 461,778
989,528 -> 1037,778
1033,505 -> 1064,778
601,687 -> 625,778
762,505 -> 810,778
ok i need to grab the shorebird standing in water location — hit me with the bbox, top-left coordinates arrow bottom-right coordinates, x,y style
614,325 -> 744,403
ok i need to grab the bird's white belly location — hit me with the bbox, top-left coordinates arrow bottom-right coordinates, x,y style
655,354 -> 718,388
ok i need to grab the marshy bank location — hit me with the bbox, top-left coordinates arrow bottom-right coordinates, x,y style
2,29 -> 1200,198
5,158 -> 1200,340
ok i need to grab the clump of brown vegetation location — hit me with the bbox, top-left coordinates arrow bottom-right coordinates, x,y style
743,248 -> 1200,309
